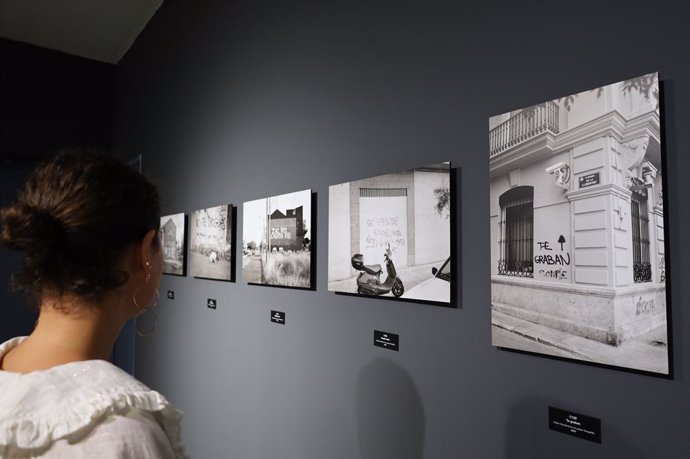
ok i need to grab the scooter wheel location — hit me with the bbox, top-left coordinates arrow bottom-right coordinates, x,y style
391,280 -> 404,297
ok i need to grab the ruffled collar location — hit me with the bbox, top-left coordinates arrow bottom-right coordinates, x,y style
0,337 -> 187,458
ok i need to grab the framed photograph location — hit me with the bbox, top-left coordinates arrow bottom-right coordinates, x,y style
242,189 -> 312,288
328,163 -> 451,304
160,213 -> 187,276
189,204 -> 233,281
489,72 -> 668,374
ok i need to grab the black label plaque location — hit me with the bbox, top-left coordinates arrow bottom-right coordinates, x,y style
374,330 -> 399,351
207,298 -> 217,309
549,406 -> 601,443
578,172 -> 600,189
271,310 -> 286,324
167,290 -> 175,300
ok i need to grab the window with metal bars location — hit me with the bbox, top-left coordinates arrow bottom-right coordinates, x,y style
631,192 -> 652,283
498,186 -> 533,277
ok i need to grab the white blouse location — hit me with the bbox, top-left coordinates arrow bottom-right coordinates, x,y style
0,337 -> 187,458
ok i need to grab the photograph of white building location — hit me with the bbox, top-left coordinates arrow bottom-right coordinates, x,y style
329,163 -> 451,304
489,73 -> 668,373
160,213 -> 186,275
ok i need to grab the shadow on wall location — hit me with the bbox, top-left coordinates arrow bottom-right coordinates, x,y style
356,358 -> 425,459
504,397 -> 645,459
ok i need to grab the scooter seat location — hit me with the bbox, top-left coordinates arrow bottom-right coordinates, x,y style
363,264 -> 382,275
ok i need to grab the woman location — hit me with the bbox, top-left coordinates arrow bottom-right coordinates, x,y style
0,151 -> 186,458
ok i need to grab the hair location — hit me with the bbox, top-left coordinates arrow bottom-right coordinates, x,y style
0,149 -> 161,302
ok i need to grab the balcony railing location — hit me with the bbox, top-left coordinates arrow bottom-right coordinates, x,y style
490,101 -> 560,157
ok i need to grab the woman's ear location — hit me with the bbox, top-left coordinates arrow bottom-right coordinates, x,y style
138,229 -> 159,268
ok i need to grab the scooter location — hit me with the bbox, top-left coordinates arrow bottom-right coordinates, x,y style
351,244 -> 404,297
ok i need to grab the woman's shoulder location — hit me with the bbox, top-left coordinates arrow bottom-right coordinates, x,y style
0,338 -> 186,458
53,409 -> 181,458
3,409 -> 179,459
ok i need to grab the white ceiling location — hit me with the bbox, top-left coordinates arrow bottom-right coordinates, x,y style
0,0 -> 163,64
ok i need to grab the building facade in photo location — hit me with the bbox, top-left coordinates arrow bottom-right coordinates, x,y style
329,164 -> 450,284
160,217 -> 178,261
489,73 -> 665,347
269,206 -> 305,251
190,205 -> 232,258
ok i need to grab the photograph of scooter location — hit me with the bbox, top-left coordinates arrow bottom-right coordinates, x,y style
351,243 -> 404,297
328,162 -> 451,303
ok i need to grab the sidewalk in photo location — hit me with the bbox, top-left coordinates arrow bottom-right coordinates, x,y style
242,254 -> 263,283
492,309 -> 669,373
328,260 -> 446,295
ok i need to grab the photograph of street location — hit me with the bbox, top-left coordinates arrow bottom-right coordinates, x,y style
242,189 -> 312,288
160,213 -> 186,275
189,204 -> 233,281
489,72 -> 668,373
328,163 -> 451,304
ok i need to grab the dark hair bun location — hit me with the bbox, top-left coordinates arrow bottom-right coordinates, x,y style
0,149 -> 160,300
1,202 -> 65,252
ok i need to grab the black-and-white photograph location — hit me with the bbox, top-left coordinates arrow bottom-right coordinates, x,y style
189,204 -> 233,281
328,163 -> 451,304
160,213 -> 186,276
242,189 -> 312,288
489,72 -> 668,374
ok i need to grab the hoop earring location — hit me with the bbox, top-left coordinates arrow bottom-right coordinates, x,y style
135,289 -> 160,337
133,260 -> 156,307
135,304 -> 158,337
133,286 -> 160,309
134,260 -> 159,337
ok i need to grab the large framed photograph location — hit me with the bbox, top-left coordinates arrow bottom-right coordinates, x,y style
328,163 -> 451,304
160,213 -> 187,276
189,204 -> 234,281
242,189 -> 312,288
489,72 -> 668,374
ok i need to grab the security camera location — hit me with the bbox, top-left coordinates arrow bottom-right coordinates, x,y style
545,161 -> 571,189
545,161 -> 567,174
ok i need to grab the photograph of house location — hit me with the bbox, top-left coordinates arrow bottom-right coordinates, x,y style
160,213 -> 186,275
243,189 -> 311,288
489,72 -> 668,373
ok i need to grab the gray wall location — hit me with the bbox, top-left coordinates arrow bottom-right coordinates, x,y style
114,1 -> 690,458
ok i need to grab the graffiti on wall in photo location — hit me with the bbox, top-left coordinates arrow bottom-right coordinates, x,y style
189,204 -> 233,281
489,72 -> 669,374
